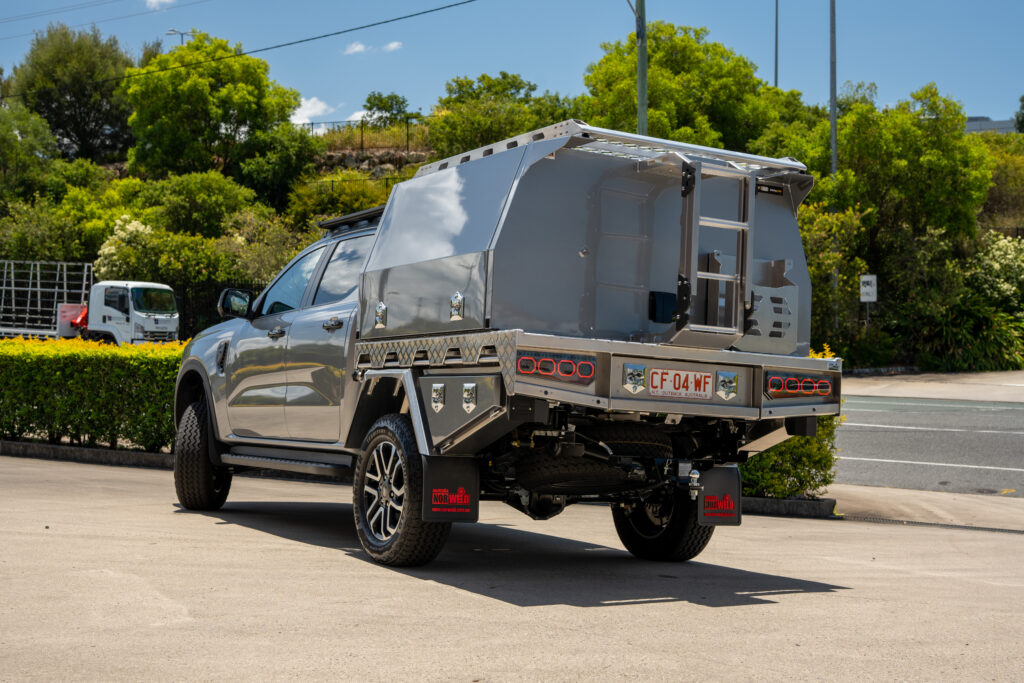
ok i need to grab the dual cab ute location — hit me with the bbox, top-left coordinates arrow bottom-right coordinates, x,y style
173,120 -> 841,566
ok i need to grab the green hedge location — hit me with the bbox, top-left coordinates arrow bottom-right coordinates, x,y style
739,414 -> 841,499
0,338 -> 183,451
0,338 -> 842,495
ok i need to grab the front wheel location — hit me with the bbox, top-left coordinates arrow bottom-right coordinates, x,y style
353,414 -> 451,566
174,399 -> 231,510
612,487 -> 714,561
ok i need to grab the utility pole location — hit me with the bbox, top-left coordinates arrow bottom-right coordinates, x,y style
774,0 -> 779,88
829,0 -> 837,174
628,0 -> 648,136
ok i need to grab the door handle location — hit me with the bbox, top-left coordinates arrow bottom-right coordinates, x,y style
267,326 -> 285,339
322,317 -> 343,331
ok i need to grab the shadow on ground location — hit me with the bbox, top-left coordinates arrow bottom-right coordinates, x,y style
183,501 -> 848,608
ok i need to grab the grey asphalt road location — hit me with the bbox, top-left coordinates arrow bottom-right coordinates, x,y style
3,456 -> 1024,681
836,396 -> 1024,498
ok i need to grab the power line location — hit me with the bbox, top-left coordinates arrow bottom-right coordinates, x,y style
0,0 -> 215,42
0,0 -> 128,26
2,0 -> 479,101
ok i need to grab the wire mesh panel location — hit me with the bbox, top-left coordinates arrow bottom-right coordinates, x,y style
0,261 -> 92,336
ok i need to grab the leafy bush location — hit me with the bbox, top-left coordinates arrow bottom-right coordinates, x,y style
0,199 -> 95,262
94,216 -> 241,282
238,123 -> 325,210
286,169 -> 395,230
140,171 -> 256,237
739,414 -> 840,499
0,337 -> 183,451
965,231 -> 1024,317
217,206 -> 311,281
739,346 -> 843,498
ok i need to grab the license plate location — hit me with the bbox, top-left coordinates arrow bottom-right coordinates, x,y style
648,369 -> 713,400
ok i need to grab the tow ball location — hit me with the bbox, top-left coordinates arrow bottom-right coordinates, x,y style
687,468 -> 703,501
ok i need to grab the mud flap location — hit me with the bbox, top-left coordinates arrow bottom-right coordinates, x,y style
697,465 -> 742,526
422,455 -> 480,523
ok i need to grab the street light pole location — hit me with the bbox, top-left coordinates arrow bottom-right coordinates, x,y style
774,0 -> 779,88
829,0 -> 837,175
166,28 -> 196,46
628,0 -> 648,136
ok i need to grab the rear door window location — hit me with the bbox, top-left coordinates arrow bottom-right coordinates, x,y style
313,235 -> 375,307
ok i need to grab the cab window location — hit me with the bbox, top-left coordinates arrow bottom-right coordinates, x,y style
104,287 -> 129,315
312,235 -> 375,307
258,247 -> 325,317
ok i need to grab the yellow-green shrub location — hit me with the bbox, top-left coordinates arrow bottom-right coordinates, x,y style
0,337 -> 184,451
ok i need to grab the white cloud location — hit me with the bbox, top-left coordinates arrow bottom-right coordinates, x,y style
146,0 -> 177,8
382,41 -> 403,52
347,110 -> 369,122
290,97 -> 335,124
344,41 -> 367,55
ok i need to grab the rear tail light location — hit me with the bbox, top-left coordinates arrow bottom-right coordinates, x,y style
517,351 -> 596,386
764,372 -> 833,399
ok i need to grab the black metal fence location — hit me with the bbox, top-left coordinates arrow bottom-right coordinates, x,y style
992,226 -> 1024,239
168,279 -> 266,340
306,176 -> 402,196
295,115 -> 433,153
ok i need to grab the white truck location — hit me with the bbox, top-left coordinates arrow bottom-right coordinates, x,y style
0,260 -> 179,344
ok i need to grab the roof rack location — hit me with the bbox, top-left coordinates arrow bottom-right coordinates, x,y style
414,120 -> 807,179
317,205 -> 386,234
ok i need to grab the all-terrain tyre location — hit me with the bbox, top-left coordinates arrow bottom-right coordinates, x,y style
584,422 -> 714,561
174,399 -> 232,510
612,487 -> 714,561
516,422 -> 675,495
353,414 -> 451,566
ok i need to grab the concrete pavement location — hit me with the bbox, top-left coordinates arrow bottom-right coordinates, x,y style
842,369 -> 1024,403
1,456 -> 1022,681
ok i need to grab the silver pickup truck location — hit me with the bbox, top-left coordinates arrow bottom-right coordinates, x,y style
173,120 -> 841,566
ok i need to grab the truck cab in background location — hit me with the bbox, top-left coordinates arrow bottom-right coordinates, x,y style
77,281 -> 179,345
0,261 -> 179,345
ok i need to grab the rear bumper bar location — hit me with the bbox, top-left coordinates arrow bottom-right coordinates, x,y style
354,330 -> 841,422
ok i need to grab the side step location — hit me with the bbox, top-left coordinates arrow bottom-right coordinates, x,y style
221,447 -> 353,478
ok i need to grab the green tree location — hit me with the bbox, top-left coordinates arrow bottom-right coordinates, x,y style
815,85 -> 991,279
363,91 -> 411,127
977,131 -> 1024,230
140,171 -> 256,237
238,123 -> 324,210
119,32 -> 299,178
94,216 -> 240,283
0,103 -> 57,209
1015,94 -> 1024,133
0,199 -> 88,261
9,24 -> 133,162
582,23 -> 811,150
428,71 -> 581,157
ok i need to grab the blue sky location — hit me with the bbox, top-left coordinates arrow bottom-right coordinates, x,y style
2,0 -> 1022,125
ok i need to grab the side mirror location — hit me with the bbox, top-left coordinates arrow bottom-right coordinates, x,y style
218,288 -> 253,319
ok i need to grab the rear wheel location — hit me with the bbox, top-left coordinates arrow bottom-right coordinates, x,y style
353,414 -> 451,566
174,399 -> 231,510
612,486 -> 714,561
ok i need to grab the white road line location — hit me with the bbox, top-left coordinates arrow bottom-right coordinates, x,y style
843,422 -> 1024,436
840,456 -> 1024,473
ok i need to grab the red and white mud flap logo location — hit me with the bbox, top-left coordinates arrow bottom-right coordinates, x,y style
422,456 -> 480,523
697,466 -> 742,526
432,487 -> 471,511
